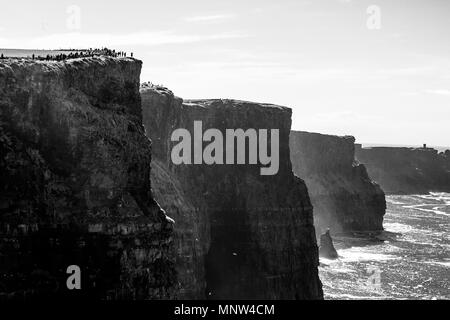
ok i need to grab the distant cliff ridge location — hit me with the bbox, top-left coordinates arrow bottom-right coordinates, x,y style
355,146 -> 450,194
0,57 -> 176,299
290,131 -> 386,232
141,84 -> 323,300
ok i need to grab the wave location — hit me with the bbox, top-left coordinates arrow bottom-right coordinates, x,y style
337,247 -> 397,262
321,195 -> 450,300
386,198 -> 407,205
423,261 -> 450,268
384,222 -> 413,233
402,204 -> 450,216
414,192 -> 450,205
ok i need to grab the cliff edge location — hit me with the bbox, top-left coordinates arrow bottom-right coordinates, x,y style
0,57 -> 176,299
290,131 -> 386,232
141,84 -> 323,300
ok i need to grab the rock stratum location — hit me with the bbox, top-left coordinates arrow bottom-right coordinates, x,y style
141,84 -> 323,300
290,131 -> 386,232
355,146 -> 450,194
0,57 -> 176,299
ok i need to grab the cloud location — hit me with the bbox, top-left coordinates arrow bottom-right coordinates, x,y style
0,31 -> 247,49
388,33 -> 403,39
376,67 -> 435,77
399,92 -> 420,97
425,89 -> 450,96
184,14 -> 235,23
0,37 -> 13,48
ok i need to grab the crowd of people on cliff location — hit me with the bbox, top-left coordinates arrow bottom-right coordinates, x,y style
0,48 -> 133,61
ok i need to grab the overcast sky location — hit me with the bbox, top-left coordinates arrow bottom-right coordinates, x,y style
1,0 -> 449,147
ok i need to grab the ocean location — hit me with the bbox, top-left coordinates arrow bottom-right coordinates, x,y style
319,193 -> 450,300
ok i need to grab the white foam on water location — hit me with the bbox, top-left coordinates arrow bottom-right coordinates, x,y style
386,200 -> 406,205
414,195 -> 433,201
326,293 -> 388,300
319,257 -> 337,265
322,196 -> 449,300
319,256 -> 357,273
402,203 -> 450,217
423,192 -> 450,205
319,262 -> 355,274
337,247 -> 396,262
415,206 -> 449,217
384,222 -> 413,233
406,239 -> 437,246
431,206 -> 450,216
423,261 -> 450,268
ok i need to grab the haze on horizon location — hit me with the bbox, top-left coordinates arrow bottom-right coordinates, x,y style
1,0 -> 449,147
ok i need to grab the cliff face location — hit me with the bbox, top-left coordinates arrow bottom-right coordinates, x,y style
355,146 -> 450,194
290,131 -> 385,232
141,84 -> 323,300
0,57 -> 176,299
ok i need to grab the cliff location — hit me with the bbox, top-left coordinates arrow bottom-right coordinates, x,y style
355,146 -> 450,194
318,230 -> 338,259
141,84 -> 323,300
0,57 -> 176,299
290,131 -> 385,232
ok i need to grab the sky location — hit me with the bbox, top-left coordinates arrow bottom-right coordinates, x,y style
1,0 -> 449,147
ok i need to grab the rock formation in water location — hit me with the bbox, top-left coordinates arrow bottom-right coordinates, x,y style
290,131 -> 386,232
355,146 -> 450,194
0,57 -> 176,299
318,230 -> 338,259
141,84 -> 323,300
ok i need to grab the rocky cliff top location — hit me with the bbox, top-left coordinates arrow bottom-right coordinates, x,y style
185,98 -> 291,112
141,84 -> 296,176
290,130 -> 357,175
1,56 -> 143,119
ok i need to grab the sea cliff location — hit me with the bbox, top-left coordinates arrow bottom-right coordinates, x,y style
290,131 -> 386,232
0,57 -> 176,299
141,84 -> 323,299
355,146 -> 450,194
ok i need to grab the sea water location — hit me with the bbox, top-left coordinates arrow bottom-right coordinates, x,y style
319,193 -> 450,300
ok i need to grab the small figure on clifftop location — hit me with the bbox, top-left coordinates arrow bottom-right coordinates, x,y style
319,229 -> 339,259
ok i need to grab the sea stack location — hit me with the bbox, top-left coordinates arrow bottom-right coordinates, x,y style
319,230 -> 339,259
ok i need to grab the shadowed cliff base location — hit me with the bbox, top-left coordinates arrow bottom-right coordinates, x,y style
0,57 -> 176,299
290,131 -> 386,233
141,84 -> 323,300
